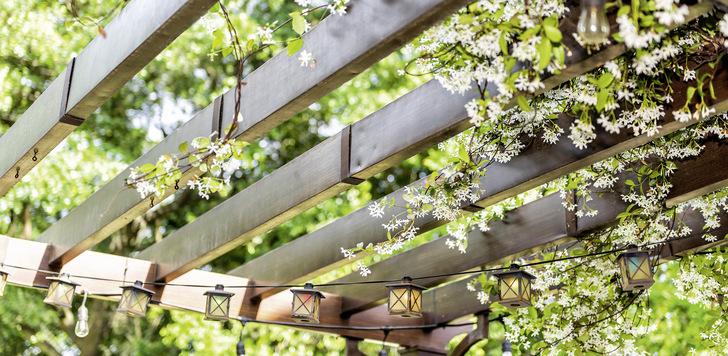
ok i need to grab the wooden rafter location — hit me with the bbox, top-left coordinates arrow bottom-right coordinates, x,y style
0,0 -> 217,198
35,0 -> 474,267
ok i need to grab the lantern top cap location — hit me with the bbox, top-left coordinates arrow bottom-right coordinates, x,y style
46,272 -> 80,286
617,245 -> 650,257
120,280 -> 155,294
493,264 -> 536,279
205,284 -> 235,297
385,277 -> 427,291
290,283 -> 326,298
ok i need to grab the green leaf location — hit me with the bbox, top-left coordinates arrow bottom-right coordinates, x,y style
517,95 -> 531,112
596,89 -> 609,112
291,12 -> 306,35
597,72 -> 614,88
544,25 -> 562,43
140,164 -> 155,173
537,39 -> 552,70
287,38 -> 303,56
178,141 -> 188,153
458,146 -> 470,163
222,46 -> 233,58
686,86 -> 696,104
459,13 -> 474,25
421,204 -> 434,212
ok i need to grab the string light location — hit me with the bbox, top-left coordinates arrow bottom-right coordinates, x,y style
493,264 -> 535,309
615,245 -> 655,291
236,318 -> 247,356
75,289 -> 90,338
577,0 -> 610,44
386,277 -> 427,318
290,283 -> 325,324
502,339 -> 512,356
204,284 -> 234,321
44,273 -> 79,308
117,280 -> 154,317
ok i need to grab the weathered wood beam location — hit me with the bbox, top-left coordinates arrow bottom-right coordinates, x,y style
334,130 -> 728,314
0,235 -> 467,348
152,0 -> 715,282
666,139 -> 728,207
230,15 -> 725,296
0,0 -> 217,198
338,150 -> 728,320
36,0 -> 474,267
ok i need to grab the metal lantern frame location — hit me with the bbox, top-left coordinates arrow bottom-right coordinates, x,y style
0,263 -> 9,296
615,246 -> 655,291
44,273 -> 80,308
385,276 -> 427,318
117,280 -> 155,317
290,283 -> 325,324
204,284 -> 235,321
493,265 -> 536,309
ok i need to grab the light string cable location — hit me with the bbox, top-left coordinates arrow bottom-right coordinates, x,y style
0,233 -> 716,291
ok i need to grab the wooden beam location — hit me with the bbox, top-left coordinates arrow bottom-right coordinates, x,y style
334,131 -> 728,315
230,43 -> 728,296
36,0 -> 474,267
0,0 -> 216,198
0,234 -> 468,348
666,139 -> 728,207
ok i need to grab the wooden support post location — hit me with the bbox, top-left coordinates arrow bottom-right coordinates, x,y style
345,338 -> 366,356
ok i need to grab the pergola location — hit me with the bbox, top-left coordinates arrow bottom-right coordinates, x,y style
2,0 -> 728,354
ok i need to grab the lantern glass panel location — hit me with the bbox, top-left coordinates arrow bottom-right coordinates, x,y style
410,289 -> 422,314
627,254 -> 651,280
129,290 -> 151,315
500,275 -> 520,300
44,280 -> 76,307
293,291 -> 314,315
0,272 -> 6,296
389,287 -> 410,313
208,295 -> 230,318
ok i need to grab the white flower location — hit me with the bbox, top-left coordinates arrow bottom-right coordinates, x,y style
297,50 -> 315,67
357,261 -> 371,277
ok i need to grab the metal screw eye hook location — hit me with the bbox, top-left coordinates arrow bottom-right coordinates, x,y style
15,167 -> 20,179
32,148 -> 38,161
150,197 -> 154,208
174,180 -> 179,190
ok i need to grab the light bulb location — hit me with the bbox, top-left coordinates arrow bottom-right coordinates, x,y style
502,339 -> 512,356
577,1 -> 610,45
75,304 -> 89,338
236,340 -> 245,356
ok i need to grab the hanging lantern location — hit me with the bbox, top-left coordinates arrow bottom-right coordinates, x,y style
0,263 -> 9,296
386,277 -> 427,318
493,264 -> 535,308
117,280 -> 155,317
290,283 -> 325,324
615,246 -> 654,291
44,273 -> 79,308
204,284 -> 235,321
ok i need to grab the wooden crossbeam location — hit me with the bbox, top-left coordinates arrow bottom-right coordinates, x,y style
36,0 -> 473,267
0,0 -> 217,198
154,1 -> 716,284
229,19 -> 726,298
0,235 -> 468,349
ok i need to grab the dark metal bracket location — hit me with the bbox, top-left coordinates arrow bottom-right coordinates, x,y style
211,96 -> 224,139
340,125 -> 365,185
58,57 -> 84,126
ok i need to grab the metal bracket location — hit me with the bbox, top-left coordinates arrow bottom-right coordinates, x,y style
461,204 -> 484,213
211,96 -> 224,139
340,125 -> 364,185
58,57 -> 84,126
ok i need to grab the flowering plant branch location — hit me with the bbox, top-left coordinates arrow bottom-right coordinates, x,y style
125,0 -> 350,201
